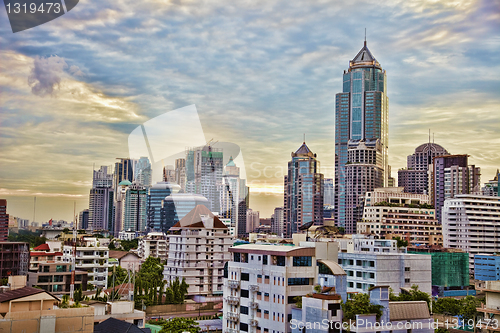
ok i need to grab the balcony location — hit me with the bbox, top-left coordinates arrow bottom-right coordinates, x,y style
249,285 -> 259,292
224,329 -> 238,333
225,296 -> 239,305
249,319 -> 258,327
249,302 -> 258,309
226,312 -> 239,322
228,280 -> 239,289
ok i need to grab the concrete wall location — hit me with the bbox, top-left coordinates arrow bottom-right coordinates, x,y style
0,307 -> 94,333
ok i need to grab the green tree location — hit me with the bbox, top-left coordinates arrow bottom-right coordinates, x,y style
392,236 -> 408,248
121,239 -> 139,251
432,297 -> 461,316
63,228 -> 70,234
108,266 -> 128,287
390,285 -> 431,310
159,317 -> 200,333
138,257 -> 164,282
341,293 -> 384,322
460,295 -> 481,323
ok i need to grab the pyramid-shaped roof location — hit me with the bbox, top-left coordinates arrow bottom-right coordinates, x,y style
295,142 -> 311,155
226,156 -> 236,167
34,243 -> 50,251
172,205 -> 228,229
350,41 -> 381,70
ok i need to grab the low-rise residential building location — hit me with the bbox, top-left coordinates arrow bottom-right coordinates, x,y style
62,239 -> 109,289
29,243 -> 63,272
476,280 -> 500,333
137,231 -> 168,260
0,286 -> 94,332
27,262 -> 88,294
108,251 -> 141,271
163,205 -> 233,298
442,194 -> 500,272
336,234 -> 406,254
0,242 -> 29,280
223,241 -> 342,333
338,252 -> 432,295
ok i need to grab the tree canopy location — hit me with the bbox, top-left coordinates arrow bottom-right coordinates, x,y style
341,293 -> 384,321
159,317 -> 200,333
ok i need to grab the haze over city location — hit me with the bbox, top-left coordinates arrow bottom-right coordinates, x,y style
1,0 -> 499,222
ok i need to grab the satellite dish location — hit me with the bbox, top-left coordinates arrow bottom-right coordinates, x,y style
299,221 -> 314,231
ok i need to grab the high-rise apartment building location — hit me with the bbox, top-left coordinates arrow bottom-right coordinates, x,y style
88,166 -> 114,232
175,158 -> 187,191
185,145 -> 224,212
163,205 -> 233,297
0,199 -> 8,241
271,207 -> 285,236
114,158 -> 134,198
344,139 -> 384,233
246,209 -> 260,234
482,169 -> 499,197
134,157 -> 152,187
442,194 -> 500,273
162,165 -> 175,183
220,157 -> 248,236
123,184 -> 148,233
335,41 -> 389,231
78,209 -> 89,230
323,178 -> 334,206
284,142 -> 324,237
430,154 -> 481,222
398,142 -> 449,194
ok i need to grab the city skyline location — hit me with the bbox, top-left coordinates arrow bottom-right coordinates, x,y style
1,0 -> 499,222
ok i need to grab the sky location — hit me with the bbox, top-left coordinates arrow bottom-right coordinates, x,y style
1,0 -> 499,222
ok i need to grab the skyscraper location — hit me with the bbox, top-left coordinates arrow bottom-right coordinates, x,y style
0,199 -> 8,242
284,142 -> 324,237
398,142 -> 449,194
88,166 -> 114,232
185,145 -> 224,212
123,184 -> 148,232
175,158 -> 186,191
114,158 -> 133,199
146,182 -> 181,232
134,156 -> 152,187
430,154 -> 481,222
334,41 -> 389,231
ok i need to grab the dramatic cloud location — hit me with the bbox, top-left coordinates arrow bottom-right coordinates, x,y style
28,55 -> 67,97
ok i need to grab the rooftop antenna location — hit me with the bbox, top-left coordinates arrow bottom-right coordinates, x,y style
33,196 -> 36,224
303,133 -> 306,143
428,129 -> 431,144
433,133 -> 435,144
364,28 -> 367,46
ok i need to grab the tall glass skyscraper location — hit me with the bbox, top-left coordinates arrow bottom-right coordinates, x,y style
334,41 -> 389,232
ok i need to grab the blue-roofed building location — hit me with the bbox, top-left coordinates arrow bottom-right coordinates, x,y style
475,254 -> 500,281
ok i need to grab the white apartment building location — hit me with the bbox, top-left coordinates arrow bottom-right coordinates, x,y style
336,234 -> 406,254
62,238 -> 109,289
443,194 -> 500,272
137,231 -> 168,260
338,252 -> 432,295
223,242 -> 343,333
163,205 -> 233,298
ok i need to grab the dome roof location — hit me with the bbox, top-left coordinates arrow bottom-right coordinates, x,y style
118,180 -> 132,186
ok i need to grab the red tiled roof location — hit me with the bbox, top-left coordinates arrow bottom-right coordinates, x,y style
33,244 -> 50,251
172,205 -> 228,229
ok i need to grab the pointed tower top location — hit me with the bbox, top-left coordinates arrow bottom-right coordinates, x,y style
349,41 -> 381,70
226,156 -> 236,167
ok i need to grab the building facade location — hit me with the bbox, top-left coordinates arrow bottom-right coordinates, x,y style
398,142 -> 449,194
271,207 -> 285,236
88,166 -> 114,232
430,154 -> 481,222
0,199 -> 8,242
137,232 -> 168,260
163,193 -> 211,232
0,242 -> 29,280
335,41 -> 389,232
146,182 -> 181,232
27,262 -> 88,294
442,194 -> 500,273
163,205 -> 233,297
220,157 -> 247,236
284,142 -> 324,237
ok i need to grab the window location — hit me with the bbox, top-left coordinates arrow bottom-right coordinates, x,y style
405,278 -> 410,283
356,271 -> 362,277
43,266 -> 49,272
356,260 -> 362,266
404,267 -> 410,271
369,261 -> 375,267
241,289 -> 249,298
356,283 -> 362,288
257,274 -> 262,279
288,278 -> 310,286
240,306 -> 249,315
293,256 -> 312,267
263,255 -> 268,265
276,256 -> 285,266
369,272 -> 375,279
348,282 -> 354,288
258,256 -> 261,261
241,273 -> 249,281
234,253 -> 241,262
56,265 -> 66,272
240,323 -> 248,332
251,255 -> 254,260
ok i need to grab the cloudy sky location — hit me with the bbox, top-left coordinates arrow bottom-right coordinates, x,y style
1,0 -> 499,222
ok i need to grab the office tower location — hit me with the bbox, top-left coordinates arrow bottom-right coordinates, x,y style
114,158 -> 133,199
398,142 -> 449,194
443,194 -> 500,272
246,209 -> 260,234
220,156 -> 248,236
344,139 -> 384,233
284,142 -> 324,237
78,209 -> 89,230
0,199 -> 8,241
163,205 -> 232,298
482,169 -> 499,196
175,158 -> 186,191
271,207 -> 284,236
88,166 -> 114,232
334,41 -> 389,231
134,156 -> 152,187
185,145 -> 224,212
162,193 -> 211,232
323,178 -> 334,206
123,184 -> 148,233
146,182 -> 181,232
162,165 -> 175,183
430,154 -> 481,222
